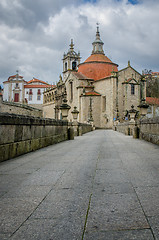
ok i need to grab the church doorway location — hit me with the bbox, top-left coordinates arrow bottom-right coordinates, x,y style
14,93 -> 19,102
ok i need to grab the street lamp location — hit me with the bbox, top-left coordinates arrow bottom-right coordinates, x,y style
59,98 -> 71,120
137,99 -> 149,117
71,106 -> 79,121
128,105 -> 138,122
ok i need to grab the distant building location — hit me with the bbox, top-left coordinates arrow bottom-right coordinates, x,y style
146,97 -> 159,118
3,72 -> 27,103
24,78 -> 54,109
3,73 -> 53,109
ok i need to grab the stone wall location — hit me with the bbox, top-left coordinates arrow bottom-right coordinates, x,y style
114,122 -> 135,136
78,122 -> 93,135
138,117 -> 159,145
0,96 -> 42,117
0,113 -> 68,162
114,117 -> 159,145
0,113 -> 93,162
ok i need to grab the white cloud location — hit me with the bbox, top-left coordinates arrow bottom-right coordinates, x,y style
0,0 -> 159,85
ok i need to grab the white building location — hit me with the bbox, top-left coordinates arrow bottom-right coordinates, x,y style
3,72 -> 27,103
3,72 -> 53,109
24,78 -> 53,108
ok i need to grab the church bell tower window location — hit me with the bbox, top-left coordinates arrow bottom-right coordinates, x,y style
70,81 -> 73,101
72,61 -> 76,70
65,62 -> 67,71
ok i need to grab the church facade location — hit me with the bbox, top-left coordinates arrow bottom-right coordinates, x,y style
43,27 -> 146,128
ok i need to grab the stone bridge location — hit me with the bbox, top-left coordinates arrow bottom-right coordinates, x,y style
0,130 -> 159,239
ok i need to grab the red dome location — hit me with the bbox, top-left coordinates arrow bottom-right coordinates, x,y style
78,54 -> 118,81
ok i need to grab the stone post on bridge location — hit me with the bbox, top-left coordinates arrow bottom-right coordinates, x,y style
71,106 -> 79,136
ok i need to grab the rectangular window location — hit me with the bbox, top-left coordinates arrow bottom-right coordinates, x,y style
102,96 -> 106,112
70,82 -> 73,101
37,89 -> 41,95
29,95 -> 32,101
37,95 -> 41,100
29,89 -> 33,95
131,84 -> 135,95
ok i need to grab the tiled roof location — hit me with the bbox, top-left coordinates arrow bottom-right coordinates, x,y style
146,97 -> 159,106
84,54 -> 113,63
73,72 -> 94,80
27,78 -> 50,85
24,84 -> 54,88
85,91 -> 101,96
152,72 -> 159,75
8,75 -> 23,80
78,54 -> 118,81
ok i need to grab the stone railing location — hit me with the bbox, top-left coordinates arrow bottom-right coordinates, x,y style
138,117 -> 159,145
0,113 -> 93,162
114,117 -> 159,145
0,99 -> 42,117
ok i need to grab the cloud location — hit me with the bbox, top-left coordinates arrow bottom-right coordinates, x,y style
0,0 -> 159,85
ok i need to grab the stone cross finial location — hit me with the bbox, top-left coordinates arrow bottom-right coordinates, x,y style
16,70 -> 19,81
69,39 -> 74,51
59,74 -> 63,83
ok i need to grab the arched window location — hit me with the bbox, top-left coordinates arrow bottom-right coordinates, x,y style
131,84 -> 135,95
72,61 -> 76,70
65,62 -> 67,71
70,81 -> 73,101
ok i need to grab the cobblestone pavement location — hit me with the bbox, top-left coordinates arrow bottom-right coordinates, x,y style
0,130 -> 159,240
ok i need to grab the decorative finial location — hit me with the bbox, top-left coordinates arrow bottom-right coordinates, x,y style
96,22 -> 99,32
59,74 -> 63,83
128,60 -> 130,67
16,70 -> 19,80
69,39 -> 74,51
92,22 -> 104,54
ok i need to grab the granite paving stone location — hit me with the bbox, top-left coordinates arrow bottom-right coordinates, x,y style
84,229 -> 154,240
148,216 -> 159,240
2,185 -> 52,198
0,130 -> 158,239
0,197 -> 42,233
135,186 -> 159,216
21,170 -> 64,186
86,192 -> 149,231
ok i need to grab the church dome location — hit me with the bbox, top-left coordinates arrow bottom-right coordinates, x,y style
78,26 -> 118,81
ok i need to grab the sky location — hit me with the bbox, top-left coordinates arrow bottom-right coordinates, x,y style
0,0 -> 159,86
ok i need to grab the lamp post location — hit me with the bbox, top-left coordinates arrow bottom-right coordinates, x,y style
71,106 -> 79,121
137,99 -> 149,117
128,105 -> 138,122
59,98 -> 71,120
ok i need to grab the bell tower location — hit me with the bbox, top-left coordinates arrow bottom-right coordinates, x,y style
63,39 -> 81,81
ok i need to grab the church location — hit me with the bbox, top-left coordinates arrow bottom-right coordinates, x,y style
43,26 -> 146,128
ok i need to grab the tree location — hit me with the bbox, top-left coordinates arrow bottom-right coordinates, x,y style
142,69 -> 159,98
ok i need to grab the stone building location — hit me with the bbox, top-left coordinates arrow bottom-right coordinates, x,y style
43,27 -> 146,128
